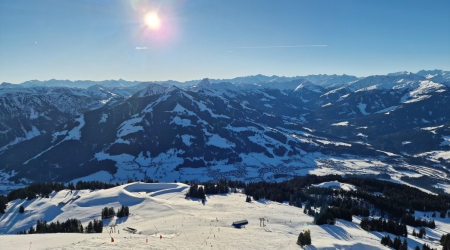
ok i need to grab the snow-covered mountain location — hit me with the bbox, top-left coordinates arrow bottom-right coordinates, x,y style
0,83 -> 155,151
20,79 -> 141,88
10,74 -> 359,89
0,70 -> 449,194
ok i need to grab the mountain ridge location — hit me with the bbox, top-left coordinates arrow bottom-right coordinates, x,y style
0,70 -> 449,195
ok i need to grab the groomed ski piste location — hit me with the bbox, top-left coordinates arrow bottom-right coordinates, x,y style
0,182 -> 449,249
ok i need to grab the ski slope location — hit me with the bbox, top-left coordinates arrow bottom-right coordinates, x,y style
0,182 -> 448,249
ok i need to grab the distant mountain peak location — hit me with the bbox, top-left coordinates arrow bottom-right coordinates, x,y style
387,71 -> 413,76
135,83 -> 169,98
197,78 -> 211,87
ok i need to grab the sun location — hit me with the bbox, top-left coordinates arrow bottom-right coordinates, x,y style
145,12 -> 161,30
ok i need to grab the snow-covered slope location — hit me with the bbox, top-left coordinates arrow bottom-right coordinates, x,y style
0,183 -> 448,249
0,86 -> 118,151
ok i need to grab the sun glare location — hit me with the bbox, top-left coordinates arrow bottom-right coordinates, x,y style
145,12 -> 161,30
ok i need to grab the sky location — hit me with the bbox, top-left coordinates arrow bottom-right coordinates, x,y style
1,0 -> 449,83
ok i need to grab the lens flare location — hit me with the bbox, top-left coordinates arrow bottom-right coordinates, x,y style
145,12 -> 161,30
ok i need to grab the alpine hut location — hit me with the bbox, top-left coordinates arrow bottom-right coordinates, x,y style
232,220 -> 248,228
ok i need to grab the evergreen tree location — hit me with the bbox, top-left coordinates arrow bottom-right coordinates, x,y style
381,235 -> 391,246
296,230 -> 312,246
393,237 -> 401,250
304,229 -> 312,245
87,221 -> 94,233
102,206 -> 117,219
27,192 -> 36,200
198,186 -> 205,199
418,227 -> 426,238
304,200 -> 311,215
400,238 -> 408,250
93,219 -> 103,233
296,198 -> 302,208
108,207 -> 115,217
0,195 -> 7,213
297,232 -> 304,246
441,233 -> 450,250
117,205 -> 130,218
422,243 -> 431,250
19,205 -> 24,213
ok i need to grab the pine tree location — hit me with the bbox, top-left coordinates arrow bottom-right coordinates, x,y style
296,198 -> 302,208
0,195 -> 7,213
117,206 -> 123,217
304,229 -> 311,245
198,186 -> 205,199
87,221 -> 94,233
297,230 -> 312,246
381,235 -> 391,246
304,200 -> 311,215
400,238 -> 408,250
297,232 -> 304,246
442,233 -> 450,250
418,227 -> 426,238
393,237 -> 401,250
108,207 -> 115,218
92,219 -> 103,233
19,205 -> 24,213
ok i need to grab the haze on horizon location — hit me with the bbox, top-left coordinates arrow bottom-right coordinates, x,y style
1,0 -> 449,84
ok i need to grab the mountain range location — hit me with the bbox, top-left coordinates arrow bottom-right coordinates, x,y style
0,70 -> 449,194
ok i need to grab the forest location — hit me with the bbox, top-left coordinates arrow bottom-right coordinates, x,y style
243,175 -> 450,222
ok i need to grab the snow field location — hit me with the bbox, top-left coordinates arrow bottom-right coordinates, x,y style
1,183 -> 448,249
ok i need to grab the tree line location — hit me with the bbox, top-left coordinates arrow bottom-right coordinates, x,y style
185,179 -> 232,200
401,213 -> 435,229
16,218 -> 102,234
5,181 -> 118,203
380,235 -> 407,250
360,217 -> 407,237
101,206 -> 130,219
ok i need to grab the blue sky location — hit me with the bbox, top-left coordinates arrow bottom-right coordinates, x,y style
1,0 -> 449,83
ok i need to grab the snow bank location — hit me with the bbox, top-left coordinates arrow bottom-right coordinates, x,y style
332,121 -> 349,126
312,181 -> 357,191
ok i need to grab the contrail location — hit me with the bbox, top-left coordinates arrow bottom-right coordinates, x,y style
234,45 -> 327,49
